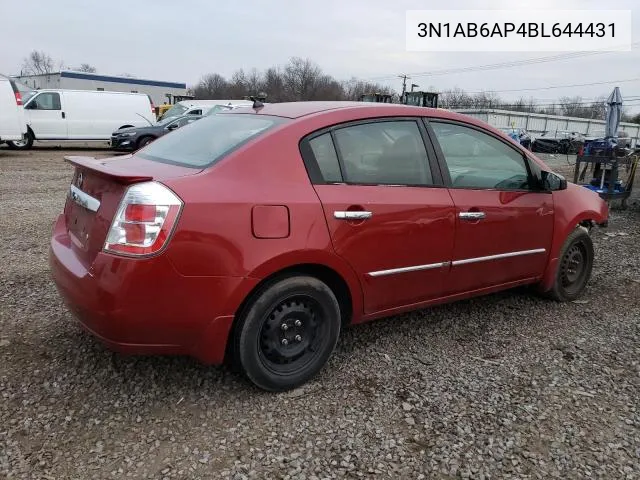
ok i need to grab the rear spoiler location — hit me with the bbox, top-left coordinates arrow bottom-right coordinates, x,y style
64,156 -> 153,184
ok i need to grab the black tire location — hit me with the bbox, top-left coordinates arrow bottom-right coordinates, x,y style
234,276 -> 341,392
7,129 -> 34,150
546,227 -> 594,302
137,136 -> 155,148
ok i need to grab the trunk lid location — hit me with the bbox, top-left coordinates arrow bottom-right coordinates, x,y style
63,154 -> 200,267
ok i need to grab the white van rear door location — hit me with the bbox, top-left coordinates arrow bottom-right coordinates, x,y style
0,79 -> 24,141
24,91 -> 68,139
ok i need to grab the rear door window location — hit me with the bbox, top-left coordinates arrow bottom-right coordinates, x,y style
138,113 -> 285,168
333,121 -> 433,186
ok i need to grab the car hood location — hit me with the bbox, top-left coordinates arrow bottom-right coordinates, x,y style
113,126 -> 156,135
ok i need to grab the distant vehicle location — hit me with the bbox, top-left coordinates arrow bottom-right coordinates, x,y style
498,127 -> 533,150
50,101 -> 608,392
111,114 -> 203,151
159,100 -> 254,120
8,89 -> 156,150
359,93 -> 393,103
533,130 -> 585,155
403,91 -> 439,108
204,103 -> 255,116
0,74 -> 27,145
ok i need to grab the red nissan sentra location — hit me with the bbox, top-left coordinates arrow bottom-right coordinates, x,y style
49,101 -> 608,391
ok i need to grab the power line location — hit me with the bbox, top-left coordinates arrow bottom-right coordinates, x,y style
461,77 -> 640,94
450,100 -> 640,109
363,43 -> 640,82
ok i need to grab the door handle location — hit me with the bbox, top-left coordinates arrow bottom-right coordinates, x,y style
459,211 -> 486,220
334,211 -> 373,220
61,111 -> 66,119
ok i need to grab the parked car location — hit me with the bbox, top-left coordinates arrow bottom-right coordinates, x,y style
532,130 -> 585,154
49,102 -> 608,392
0,74 -> 27,145
8,89 -> 156,150
498,127 -> 533,150
111,114 -> 203,151
158,99 -> 254,120
205,103 -> 255,116
585,129 -> 634,148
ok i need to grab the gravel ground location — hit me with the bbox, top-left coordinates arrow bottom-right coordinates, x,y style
1,146 -> 639,479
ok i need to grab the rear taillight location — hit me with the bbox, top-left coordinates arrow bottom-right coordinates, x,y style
104,182 -> 183,256
15,91 -> 22,106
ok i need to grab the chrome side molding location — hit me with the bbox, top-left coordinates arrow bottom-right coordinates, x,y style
452,248 -> 546,266
366,249 -> 546,277
367,262 -> 449,277
69,185 -> 100,212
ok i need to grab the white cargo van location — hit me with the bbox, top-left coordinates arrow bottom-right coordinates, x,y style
8,89 -> 156,149
0,74 -> 27,145
159,99 -> 254,120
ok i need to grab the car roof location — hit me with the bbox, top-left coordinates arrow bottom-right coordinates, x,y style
226,101 -> 481,122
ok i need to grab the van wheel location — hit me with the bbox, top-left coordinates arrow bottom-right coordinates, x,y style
137,136 -> 155,148
234,276 -> 341,392
7,130 -> 34,150
545,228 -> 594,302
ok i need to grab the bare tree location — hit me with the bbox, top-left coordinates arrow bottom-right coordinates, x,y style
193,73 -> 229,99
262,67 -> 285,101
282,57 -> 325,100
76,63 -> 97,73
22,50 -> 55,75
342,78 -> 394,101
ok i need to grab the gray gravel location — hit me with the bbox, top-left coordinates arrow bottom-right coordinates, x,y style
1,146 -> 639,479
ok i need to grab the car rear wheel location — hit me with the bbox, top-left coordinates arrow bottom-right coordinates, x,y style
137,136 -> 155,148
7,130 -> 34,150
234,276 -> 341,392
546,228 -> 594,301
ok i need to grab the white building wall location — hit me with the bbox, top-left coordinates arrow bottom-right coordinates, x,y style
13,71 -> 187,106
17,73 -> 62,89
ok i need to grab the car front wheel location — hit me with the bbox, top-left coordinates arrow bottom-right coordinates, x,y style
137,136 -> 155,148
234,276 -> 341,392
546,227 -> 594,301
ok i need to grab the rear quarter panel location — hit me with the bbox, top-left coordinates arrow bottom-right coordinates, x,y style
161,117 -> 366,319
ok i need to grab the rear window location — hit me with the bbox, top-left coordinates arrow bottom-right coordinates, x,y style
137,113 -> 285,168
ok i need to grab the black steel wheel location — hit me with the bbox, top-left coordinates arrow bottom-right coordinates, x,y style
234,276 -> 341,391
547,228 -> 594,301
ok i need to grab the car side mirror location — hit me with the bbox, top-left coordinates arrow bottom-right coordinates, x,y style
541,171 -> 567,191
166,123 -> 179,131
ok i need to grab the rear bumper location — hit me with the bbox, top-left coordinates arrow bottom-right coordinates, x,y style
49,214 -> 258,364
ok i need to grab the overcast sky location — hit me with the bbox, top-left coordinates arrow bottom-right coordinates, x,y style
1,0 -> 638,113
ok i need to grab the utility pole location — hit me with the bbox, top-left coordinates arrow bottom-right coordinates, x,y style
398,74 -> 409,101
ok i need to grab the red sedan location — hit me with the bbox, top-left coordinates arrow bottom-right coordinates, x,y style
49,101 -> 608,391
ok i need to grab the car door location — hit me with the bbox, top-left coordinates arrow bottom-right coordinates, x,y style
24,92 -> 67,139
301,118 -> 456,315
425,119 -> 554,294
